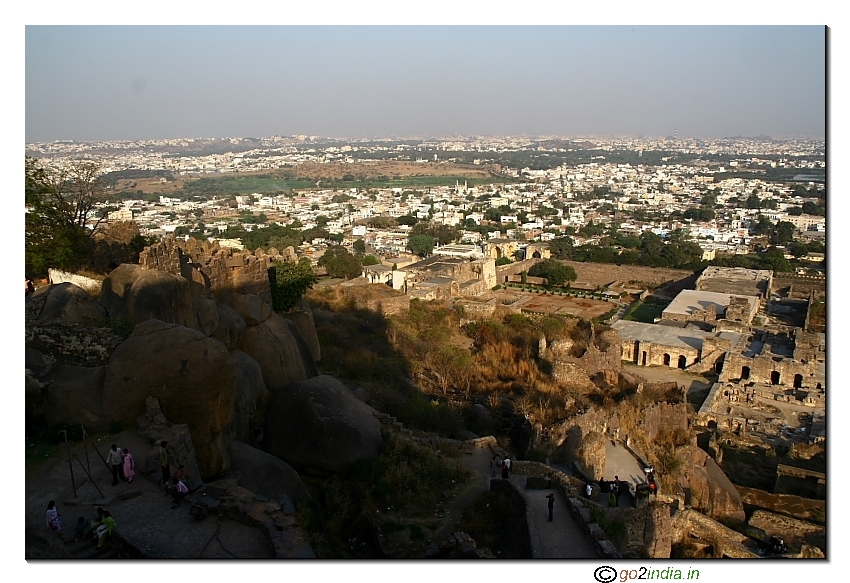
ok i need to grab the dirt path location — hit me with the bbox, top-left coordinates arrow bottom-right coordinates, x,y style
431,447 -> 492,543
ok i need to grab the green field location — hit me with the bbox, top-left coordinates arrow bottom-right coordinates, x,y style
180,176 -> 318,195
623,299 -> 670,323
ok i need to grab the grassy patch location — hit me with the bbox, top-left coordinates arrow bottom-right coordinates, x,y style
457,490 -> 524,554
623,298 -> 670,323
300,431 -> 470,557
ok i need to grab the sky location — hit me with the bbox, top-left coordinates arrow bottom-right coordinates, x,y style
25,25 -> 826,143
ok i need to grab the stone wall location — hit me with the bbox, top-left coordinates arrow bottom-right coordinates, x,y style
495,258 -> 542,283
138,236 -> 277,306
772,274 -> 826,299
619,338 -> 701,369
736,485 -> 825,524
748,509 -> 824,551
719,351 -> 819,388
670,509 -> 761,558
562,261 -> 697,290
48,268 -> 102,292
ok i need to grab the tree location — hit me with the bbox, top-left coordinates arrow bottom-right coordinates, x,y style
318,246 -> 362,279
746,193 -> 762,209
361,255 -> 380,266
353,239 -> 366,255
25,157 -> 109,275
408,234 -> 435,257
528,259 -> 577,286
268,258 -> 318,312
770,221 -> 796,245
495,256 -> 512,266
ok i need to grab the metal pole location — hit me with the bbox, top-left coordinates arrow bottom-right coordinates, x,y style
59,430 -> 77,498
87,435 -> 110,470
81,425 -> 92,480
71,451 -> 104,498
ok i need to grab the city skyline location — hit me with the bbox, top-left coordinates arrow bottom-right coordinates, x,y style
26,26 -> 826,143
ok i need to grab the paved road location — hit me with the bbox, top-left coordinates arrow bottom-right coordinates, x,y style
519,482 -> 597,558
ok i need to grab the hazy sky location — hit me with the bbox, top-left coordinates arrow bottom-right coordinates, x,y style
25,26 -> 825,143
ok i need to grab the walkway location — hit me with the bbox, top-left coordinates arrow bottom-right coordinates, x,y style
516,480 -> 597,558
453,443 -> 597,559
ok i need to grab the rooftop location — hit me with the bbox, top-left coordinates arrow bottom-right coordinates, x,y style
612,320 -> 742,352
663,289 -> 759,319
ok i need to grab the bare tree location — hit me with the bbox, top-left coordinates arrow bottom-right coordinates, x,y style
45,158 -> 109,237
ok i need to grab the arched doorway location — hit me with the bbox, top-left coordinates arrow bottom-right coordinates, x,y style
816,383 -> 822,390
634,341 -> 640,364
678,355 -> 687,369
641,351 -> 647,366
495,247 -> 503,259
663,353 -> 671,366
794,374 -> 803,389
532,250 -> 541,259
771,371 -> 781,385
741,366 -> 750,380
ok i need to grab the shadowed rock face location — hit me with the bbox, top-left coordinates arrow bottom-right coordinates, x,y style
212,303 -> 248,350
228,349 -> 268,444
264,375 -> 382,475
237,313 -> 317,391
102,320 -> 237,478
98,264 -> 200,331
35,283 -> 107,326
281,298 -> 321,362
678,445 -> 746,522
40,364 -> 106,428
228,440 -> 311,502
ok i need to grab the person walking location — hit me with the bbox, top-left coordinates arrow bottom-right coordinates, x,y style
490,456 -> 499,478
158,441 -> 171,491
107,444 -> 123,486
585,481 -> 593,498
46,501 -> 62,536
546,493 -> 555,522
503,457 -> 512,476
122,448 -> 135,483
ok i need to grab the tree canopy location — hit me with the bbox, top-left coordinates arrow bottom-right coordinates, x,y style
318,246 -> 362,279
528,259 -> 578,286
407,234 -> 436,257
268,258 -> 318,312
25,157 -> 109,276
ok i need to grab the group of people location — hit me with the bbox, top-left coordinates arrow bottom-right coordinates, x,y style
106,444 -> 135,486
489,455 -> 512,479
46,503 -> 117,548
158,441 -> 189,509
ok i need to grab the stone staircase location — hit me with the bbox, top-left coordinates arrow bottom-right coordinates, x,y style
63,536 -> 120,559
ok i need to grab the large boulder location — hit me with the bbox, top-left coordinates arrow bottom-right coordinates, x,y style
229,293 -> 272,326
194,298 -> 220,337
102,320 -> 237,478
678,445 -> 746,522
228,349 -> 268,443
265,375 -> 382,475
98,264 -> 200,331
228,440 -> 311,502
281,298 -> 321,362
212,303 -> 248,350
34,283 -> 107,326
237,313 -> 317,391
39,365 -> 106,428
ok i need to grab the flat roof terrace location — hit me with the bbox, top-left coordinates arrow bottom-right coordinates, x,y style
612,320 -> 743,352
662,289 -> 759,321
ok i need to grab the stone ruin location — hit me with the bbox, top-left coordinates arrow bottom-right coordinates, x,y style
138,235 -> 299,306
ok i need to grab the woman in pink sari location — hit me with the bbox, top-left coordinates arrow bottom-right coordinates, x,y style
122,448 -> 135,483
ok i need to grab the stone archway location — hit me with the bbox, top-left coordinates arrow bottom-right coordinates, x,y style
741,366 -> 750,380
532,250 -> 541,259
794,374 -> 803,389
678,355 -> 687,369
771,371 -> 781,385
663,353 -> 671,366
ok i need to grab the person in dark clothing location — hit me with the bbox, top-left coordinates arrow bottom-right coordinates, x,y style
158,441 -> 171,491
501,464 -> 509,479
546,493 -> 555,522
107,444 -> 123,486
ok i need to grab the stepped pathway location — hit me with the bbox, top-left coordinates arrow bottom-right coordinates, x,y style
450,443 -> 596,558
63,535 -> 120,559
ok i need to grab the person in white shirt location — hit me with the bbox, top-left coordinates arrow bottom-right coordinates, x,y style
107,444 -> 124,486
